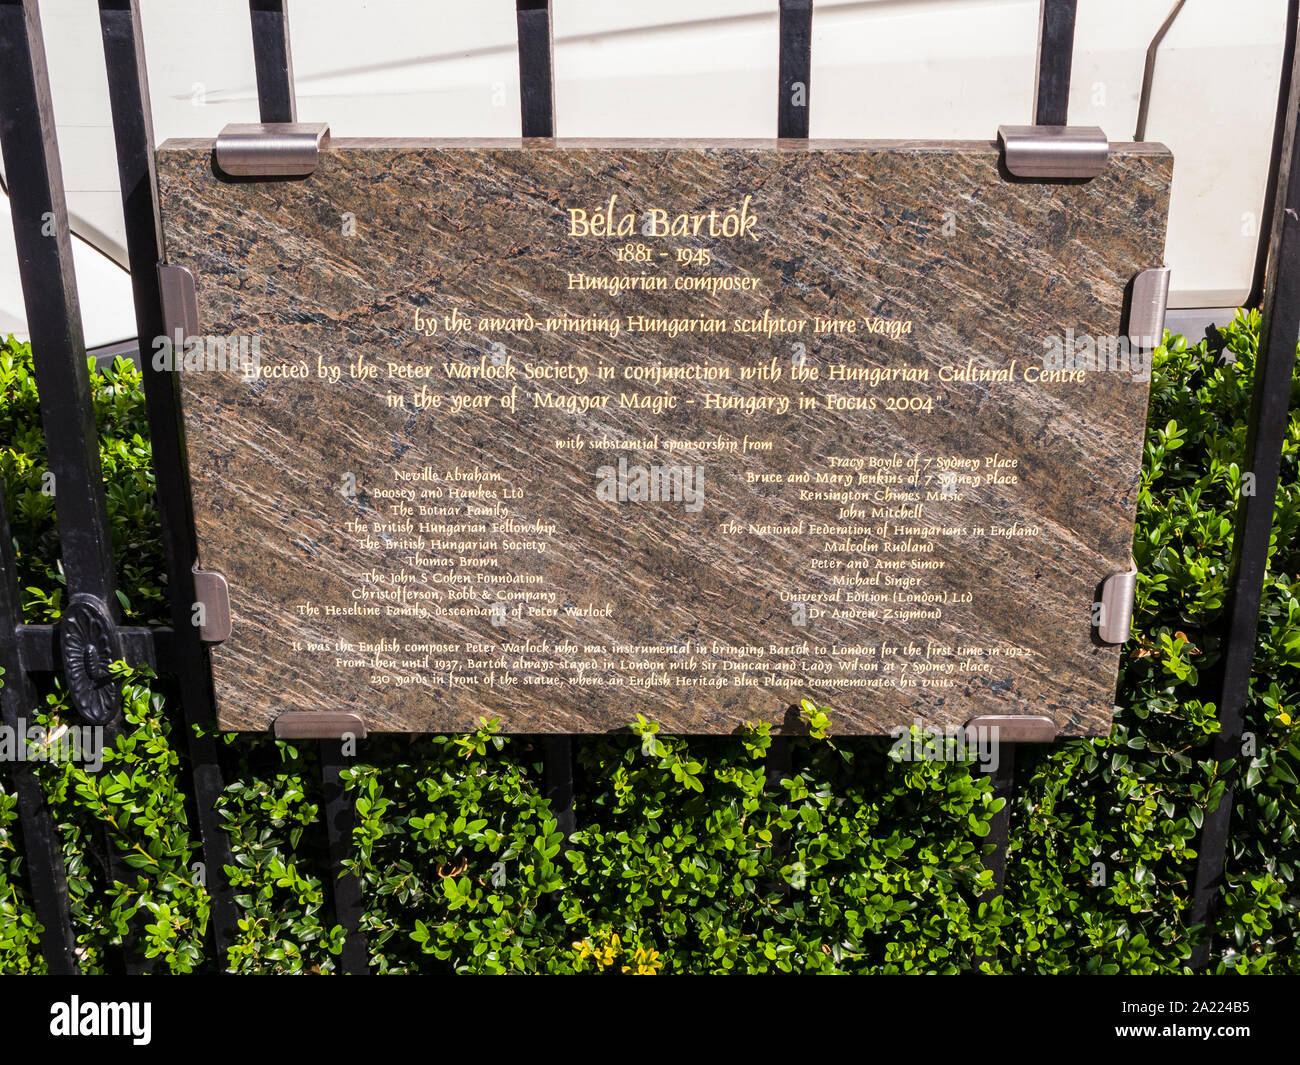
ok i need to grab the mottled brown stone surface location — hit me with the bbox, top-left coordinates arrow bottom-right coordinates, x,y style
156,138 -> 1171,735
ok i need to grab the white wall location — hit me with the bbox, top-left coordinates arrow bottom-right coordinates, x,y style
0,0 -> 1288,346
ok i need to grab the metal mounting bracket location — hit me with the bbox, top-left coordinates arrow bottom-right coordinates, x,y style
1097,557 -> 1138,645
214,122 -> 330,178
157,262 -> 198,340
997,124 -> 1109,179
1128,267 -> 1171,348
964,715 -> 1058,743
192,567 -> 232,643
273,712 -> 368,741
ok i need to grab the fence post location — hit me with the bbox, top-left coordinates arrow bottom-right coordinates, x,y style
1247,3 -> 1297,335
971,0 -> 1081,957
1033,0 -> 1076,126
514,0 -> 575,838
0,1 -> 116,604
241,0 -> 370,972
516,1 -> 554,139
0,0 -> 146,973
982,745 -> 1017,896
250,0 -> 296,124
777,0 -> 811,138
320,739 -> 368,974
98,0 -> 241,969
769,0 -> 813,799
1188,24 -> 1300,969
0,488 -> 78,974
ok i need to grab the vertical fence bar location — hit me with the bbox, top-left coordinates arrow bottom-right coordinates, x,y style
1033,0 -> 1076,126
973,744 -> 1016,971
0,489 -> 78,974
515,0 -> 574,837
98,0 -> 239,967
977,732 -> 1017,934
777,0 -> 811,138
970,0 -> 1081,949
765,733 -> 793,897
0,0 -> 116,606
1248,0 -> 1298,309
249,0 -> 296,124
982,746 -> 1016,895
1189,32 -> 1300,969
318,737 -> 365,971
771,0 -> 812,786
1133,0 -> 1188,142
243,2 -> 368,969
0,0 -> 145,973
320,739 -> 367,974
517,1 -> 554,138
543,736 -> 575,837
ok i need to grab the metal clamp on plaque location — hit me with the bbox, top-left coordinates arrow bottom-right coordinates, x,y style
964,715 -> 1058,743
273,712 -> 368,741
1128,267 -> 1171,348
192,567 -> 232,643
1097,557 -> 1139,645
157,262 -> 198,339
997,125 -> 1108,179
214,122 -> 329,178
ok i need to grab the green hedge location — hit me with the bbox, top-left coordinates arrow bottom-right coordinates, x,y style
1,310 -> 1297,973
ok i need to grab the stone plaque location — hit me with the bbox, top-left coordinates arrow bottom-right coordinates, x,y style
155,138 -> 1171,735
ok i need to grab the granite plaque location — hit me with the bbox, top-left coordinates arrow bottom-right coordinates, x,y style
155,138 -> 1172,735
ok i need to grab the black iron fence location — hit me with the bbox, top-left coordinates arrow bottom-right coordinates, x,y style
0,0 -> 1296,975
